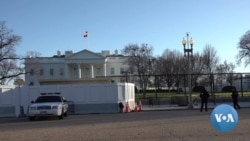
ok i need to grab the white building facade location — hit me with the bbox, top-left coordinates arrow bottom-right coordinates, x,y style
25,49 -> 130,85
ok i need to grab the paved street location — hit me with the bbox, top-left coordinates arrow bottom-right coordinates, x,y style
0,108 -> 249,141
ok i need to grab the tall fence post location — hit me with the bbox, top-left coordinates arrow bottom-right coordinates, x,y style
241,73 -> 243,97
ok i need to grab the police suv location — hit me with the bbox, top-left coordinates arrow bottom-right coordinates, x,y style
28,94 -> 68,121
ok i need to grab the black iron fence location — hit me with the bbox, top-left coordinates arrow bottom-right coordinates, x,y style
97,73 -> 250,106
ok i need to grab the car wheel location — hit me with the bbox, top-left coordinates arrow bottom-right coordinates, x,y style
64,111 -> 68,117
29,116 -> 35,121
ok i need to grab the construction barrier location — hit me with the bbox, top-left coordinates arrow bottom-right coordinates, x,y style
124,102 -> 130,113
138,100 -> 142,111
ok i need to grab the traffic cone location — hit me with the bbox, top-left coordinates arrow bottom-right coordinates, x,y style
134,102 -> 138,112
124,102 -> 130,113
138,100 -> 142,111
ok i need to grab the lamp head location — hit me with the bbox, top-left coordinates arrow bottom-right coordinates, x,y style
182,38 -> 186,48
190,38 -> 194,48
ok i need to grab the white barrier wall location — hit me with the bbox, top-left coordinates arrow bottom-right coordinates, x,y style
0,85 -> 17,117
0,83 -> 135,117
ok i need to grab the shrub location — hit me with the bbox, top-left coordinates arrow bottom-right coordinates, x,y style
170,89 -> 177,92
222,86 -> 236,92
193,86 -> 205,92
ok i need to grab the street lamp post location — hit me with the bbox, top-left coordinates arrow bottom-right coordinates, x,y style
182,33 -> 194,109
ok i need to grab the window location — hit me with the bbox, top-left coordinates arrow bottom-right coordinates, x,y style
59,68 -> 64,76
35,96 -> 62,103
97,68 -> 101,75
29,82 -> 34,86
111,68 -> 115,75
30,69 -> 34,76
50,68 -> 54,76
85,68 -> 90,77
40,69 -> 44,76
120,67 -> 124,74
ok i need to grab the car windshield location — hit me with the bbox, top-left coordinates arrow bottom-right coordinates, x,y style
35,96 -> 62,103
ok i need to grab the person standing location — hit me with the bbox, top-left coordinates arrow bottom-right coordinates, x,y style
118,102 -> 124,113
200,88 -> 210,112
232,88 -> 240,110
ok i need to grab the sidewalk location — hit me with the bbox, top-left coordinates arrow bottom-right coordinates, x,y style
142,101 -> 250,111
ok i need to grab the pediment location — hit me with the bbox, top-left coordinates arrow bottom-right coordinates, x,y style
66,49 -> 105,60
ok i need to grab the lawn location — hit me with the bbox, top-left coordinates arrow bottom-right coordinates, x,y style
135,91 -> 250,100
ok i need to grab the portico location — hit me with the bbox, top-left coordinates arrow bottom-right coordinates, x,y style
65,50 -> 107,79
67,63 -> 107,79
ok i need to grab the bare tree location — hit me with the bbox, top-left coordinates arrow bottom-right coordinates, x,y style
190,52 -> 204,86
0,21 -> 24,85
194,45 -> 220,88
236,30 -> 250,68
202,44 -> 220,73
122,43 -> 153,98
215,60 -> 238,85
221,61 -> 238,85
13,76 -> 25,86
215,61 -> 227,88
191,52 -> 204,74
159,49 -> 183,91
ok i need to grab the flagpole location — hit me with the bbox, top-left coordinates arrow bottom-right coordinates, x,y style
87,35 -> 89,50
83,31 -> 89,50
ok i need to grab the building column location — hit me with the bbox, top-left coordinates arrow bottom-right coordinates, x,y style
78,64 -> 82,79
91,64 -> 94,78
103,63 -> 106,76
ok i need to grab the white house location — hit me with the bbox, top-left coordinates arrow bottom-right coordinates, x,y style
24,49 -> 130,85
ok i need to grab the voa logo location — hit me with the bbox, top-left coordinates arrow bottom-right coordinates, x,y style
214,113 -> 235,123
210,104 -> 238,132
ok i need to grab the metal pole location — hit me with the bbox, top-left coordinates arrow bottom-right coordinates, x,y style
187,48 -> 193,109
241,73 -> 243,97
125,72 -> 128,82
187,33 -> 193,109
182,33 -> 193,109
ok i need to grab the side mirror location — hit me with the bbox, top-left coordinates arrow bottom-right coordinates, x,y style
31,101 -> 34,103
63,100 -> 67,102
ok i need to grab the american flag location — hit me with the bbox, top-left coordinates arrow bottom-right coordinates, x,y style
83,31 -> 88,38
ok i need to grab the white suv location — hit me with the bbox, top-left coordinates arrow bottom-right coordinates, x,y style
28,94 -> 68,121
